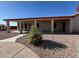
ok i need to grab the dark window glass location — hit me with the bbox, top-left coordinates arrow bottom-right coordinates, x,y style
25,24 -> 27,29
37,24 -> 39,28
54,23 -> 56,28
63,22 -> 65,32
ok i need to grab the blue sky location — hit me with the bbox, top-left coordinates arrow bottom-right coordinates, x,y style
0,1 -> 78,26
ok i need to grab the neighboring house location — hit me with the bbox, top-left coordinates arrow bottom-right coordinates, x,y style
0,24 -> 6,31
3,5 -> 79,34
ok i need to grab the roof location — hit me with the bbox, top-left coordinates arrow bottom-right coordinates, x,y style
4,15 -> 75,21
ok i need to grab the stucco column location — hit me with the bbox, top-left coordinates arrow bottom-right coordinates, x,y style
17,21 -> 19,31
69,19 -> 73,33
6,20 -> 10,33
26,23 -> 28,30
23,22 -> 25,30
51,20 -> 54,33
18,21 -> 22,34
34,19 -> 37,27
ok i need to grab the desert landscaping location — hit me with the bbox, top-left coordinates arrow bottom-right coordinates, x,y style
16,34 -> 77,58
0,31 -> 79,58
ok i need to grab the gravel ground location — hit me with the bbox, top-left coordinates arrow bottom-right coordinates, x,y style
16,34 -> 76,58
0,31 -> 19,40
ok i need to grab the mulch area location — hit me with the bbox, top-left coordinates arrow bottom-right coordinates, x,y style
0,31 -> 19,40
16,34 -> 76,58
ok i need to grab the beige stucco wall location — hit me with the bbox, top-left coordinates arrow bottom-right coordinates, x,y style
36,20 -> 51,32
20,19 -> 71,33
20,20 -> 51,32
70,15 -> 79,33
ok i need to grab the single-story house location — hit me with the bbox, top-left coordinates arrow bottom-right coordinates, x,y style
4,5 -> 79,34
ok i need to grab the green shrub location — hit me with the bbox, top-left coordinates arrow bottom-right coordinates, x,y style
27,25 -> 43,45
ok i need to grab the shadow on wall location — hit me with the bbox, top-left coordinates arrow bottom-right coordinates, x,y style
16,35 -> 67,51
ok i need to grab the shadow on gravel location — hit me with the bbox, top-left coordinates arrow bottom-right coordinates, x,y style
16,35 -> 67,51
35,40 -> 68,50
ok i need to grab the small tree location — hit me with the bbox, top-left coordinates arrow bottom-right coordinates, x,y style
27,25 -> 43,45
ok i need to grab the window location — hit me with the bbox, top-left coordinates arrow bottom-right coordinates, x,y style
54,23 -> 56,28
37,24 -> 39,28
62,22 -> 65,32
25,24 -> 27,29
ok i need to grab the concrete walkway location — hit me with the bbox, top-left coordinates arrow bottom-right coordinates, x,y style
0,34 -> 39,58
76,35 -> 79,58
0,34 -> 25,42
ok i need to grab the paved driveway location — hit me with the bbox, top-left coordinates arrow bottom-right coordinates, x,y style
0,42 -> 39,58
0,31 -> 19,40
0,33 -> 39,58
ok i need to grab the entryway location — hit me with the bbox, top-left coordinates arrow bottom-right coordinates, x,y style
54,20 -> 70,33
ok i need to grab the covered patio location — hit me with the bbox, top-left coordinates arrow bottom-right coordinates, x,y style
5,18 -> 54,34
4,16 -> 73,34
